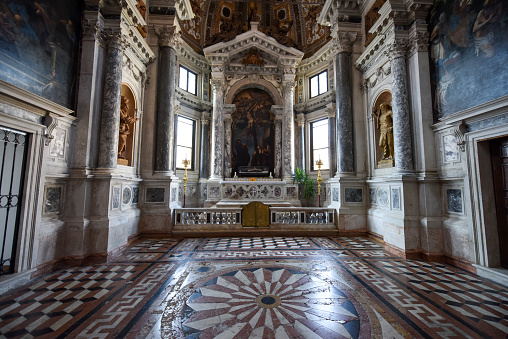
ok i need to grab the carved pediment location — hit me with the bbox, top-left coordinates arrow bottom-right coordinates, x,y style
204,24 -> 304,76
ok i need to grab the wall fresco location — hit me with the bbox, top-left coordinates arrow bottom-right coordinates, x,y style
0,0 -> 81,109
429,0 -> 508,119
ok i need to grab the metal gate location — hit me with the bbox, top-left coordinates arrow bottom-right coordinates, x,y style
0,126 -> 28,275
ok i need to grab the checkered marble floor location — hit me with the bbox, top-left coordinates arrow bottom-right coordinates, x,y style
1,236 -> 508,338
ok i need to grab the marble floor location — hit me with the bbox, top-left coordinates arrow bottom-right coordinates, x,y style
1,236 -> 508,338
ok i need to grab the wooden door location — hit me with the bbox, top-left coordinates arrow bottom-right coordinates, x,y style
491,137 -> 508,268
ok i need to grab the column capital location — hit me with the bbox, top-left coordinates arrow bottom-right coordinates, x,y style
384,38 -> 410,60
82,18 -> 102,40
408,30 -> 429,56
296,113 -> 306,127
282,81 -> 296,94
211,78 -> 226,95
325,103 -> 336,118
101,28 -> 128,51
154,25 -> 182,49
201,112 -> 211,125
332,31 -> 358,54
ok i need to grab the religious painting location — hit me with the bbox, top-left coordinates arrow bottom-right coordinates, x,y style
429,0 -> 508,120
231,88 -> 275,175
0,0 -> 81,109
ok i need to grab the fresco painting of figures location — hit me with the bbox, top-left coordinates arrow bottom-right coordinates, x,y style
429,0 -> 508,120
231,88 -> 275,175
0,0 -> 81,109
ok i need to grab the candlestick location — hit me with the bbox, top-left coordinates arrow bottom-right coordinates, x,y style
315,158 -> 323,207
182,158 -> 190,207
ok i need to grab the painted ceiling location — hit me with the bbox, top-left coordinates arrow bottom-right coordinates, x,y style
180,0 -> 330,58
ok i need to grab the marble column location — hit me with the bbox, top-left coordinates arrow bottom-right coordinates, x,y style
223,114 -> 232,177
282,81 -> 296,180
154,26 -> 180,174
326,104 -> 337,176
296,113 -> 306,170
199,112 -> 210,179
97,28 -> 125,169
333,32 -> 357,175
386,39 -> 414,173
209,78 -> 225,180
273,109 -> 283,178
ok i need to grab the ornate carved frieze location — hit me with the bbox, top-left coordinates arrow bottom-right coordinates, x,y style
154,25 -> 182,49
332,31 -> 358,54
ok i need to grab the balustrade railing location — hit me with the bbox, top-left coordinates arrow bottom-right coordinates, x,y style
174,207 -> 335,227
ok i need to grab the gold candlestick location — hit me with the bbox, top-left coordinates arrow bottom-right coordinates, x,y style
316,158 -> 323,207
182,158 -> 190,207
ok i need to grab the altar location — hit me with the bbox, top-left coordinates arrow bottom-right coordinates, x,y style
206,178 -> 301,207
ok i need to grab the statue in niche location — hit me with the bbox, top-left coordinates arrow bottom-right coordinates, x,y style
118,96 -> 138,161
372,103 -> 394,165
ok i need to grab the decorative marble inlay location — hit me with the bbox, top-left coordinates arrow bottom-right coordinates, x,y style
171,187 -> 177,202
377,187 -> 389,206
221,183 -> 291,201
369,188 -> 377,204
112,186 -> 121,209
345,188 -> 362,203
132,187 -> 139,204
44,186 -> 62,214
181,267 -> 361,338
392,188 -> 400,210
286,186 -> 297,199
146,187 -> 165,203
447,189 -> 462,213
49,128 -> 66,158
123,186 -> 132,205
208,186 -> 220,198
444,135 -> 459,162
332,187 -> 339,202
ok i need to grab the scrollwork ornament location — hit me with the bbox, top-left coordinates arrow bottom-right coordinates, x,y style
332,32 -> 357,54
43,112 -> 58,146
385,38 -> 409,60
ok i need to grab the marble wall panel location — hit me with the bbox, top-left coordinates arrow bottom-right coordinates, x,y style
369,188 -> 377,205
447,189 -> 463,214
377,187 -> 389,207
344,188 -> 362,203
112,186 -> 121,209
443,135 -> 459,163
392,187 -> 400,210
132,187 -> 139,204
146,187 -> 165,203
49,128 -> 66,159
44,186 -> 62,214
123,186 -> 132,205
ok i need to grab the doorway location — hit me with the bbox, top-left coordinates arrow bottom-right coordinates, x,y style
0,126 -> 28,275
491,137 -> 508,268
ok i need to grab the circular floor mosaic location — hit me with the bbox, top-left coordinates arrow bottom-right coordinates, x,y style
181,267 -> 361,338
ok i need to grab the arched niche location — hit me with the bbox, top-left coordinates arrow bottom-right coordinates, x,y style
372,90 -> 393,168
231,88 -> 275,175
226,78 -> 282,106
118,84 -> 138,166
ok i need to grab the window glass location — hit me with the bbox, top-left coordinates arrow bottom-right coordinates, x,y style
176,116 -> 194,169
178,66 -> 197,95
310,71 -> 328,98
311,118 -> 329,170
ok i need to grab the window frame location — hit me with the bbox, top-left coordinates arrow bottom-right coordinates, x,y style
178,66 -> 198,95
309,70 -> 328,99
175,115 -> 196,170
309,118 -> 329,171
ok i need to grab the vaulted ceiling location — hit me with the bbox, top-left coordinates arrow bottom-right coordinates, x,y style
179,0 -> 330,58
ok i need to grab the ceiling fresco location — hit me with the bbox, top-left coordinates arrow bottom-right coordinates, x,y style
180,0 -> 330,58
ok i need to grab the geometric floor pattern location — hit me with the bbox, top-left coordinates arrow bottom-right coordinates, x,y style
1,236 -> 508,338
